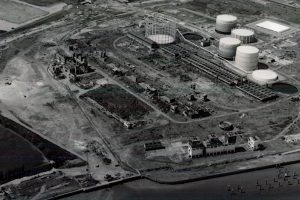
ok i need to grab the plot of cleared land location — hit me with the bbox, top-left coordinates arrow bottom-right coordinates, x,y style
0,0 -> 48,24
81,84 -> 153,121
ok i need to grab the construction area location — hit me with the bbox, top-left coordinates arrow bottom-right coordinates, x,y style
0,0 -> 300,199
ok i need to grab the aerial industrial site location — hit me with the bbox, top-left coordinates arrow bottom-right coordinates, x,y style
0,0 -> 300,199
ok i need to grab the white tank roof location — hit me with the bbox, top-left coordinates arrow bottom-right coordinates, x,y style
219,37 -> 241,45
252,69 -> 278,83
236,45 -> 259,54
216,14 -> 237,23
232,28 -> 254,37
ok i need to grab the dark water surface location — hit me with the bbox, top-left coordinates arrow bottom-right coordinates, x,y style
62,163 -> 300,200
270,82 -> 298,94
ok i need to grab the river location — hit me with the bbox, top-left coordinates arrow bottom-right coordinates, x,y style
62,163 -> 300,200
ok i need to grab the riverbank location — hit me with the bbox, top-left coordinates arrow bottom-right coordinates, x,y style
45,175 -> 141,200
143,151 -> 300,184
61,162 -> 300,200
49,151 -> 300,200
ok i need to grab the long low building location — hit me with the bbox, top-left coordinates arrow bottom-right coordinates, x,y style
127,32 -> 159,49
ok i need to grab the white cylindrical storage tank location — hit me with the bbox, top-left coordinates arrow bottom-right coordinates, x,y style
215,14 -> 237,34
231,28 -> 255,44
252,69 -> 278,84
218,37 -> 241,59
235,45 -> 259,72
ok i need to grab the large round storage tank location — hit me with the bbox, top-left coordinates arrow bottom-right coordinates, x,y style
252,69 -> 278,84
215,14 -> 237,34
235,46 -> 259,72
231,28 -> 255,44
218,37 -> 241,59
145,16 -> 177,45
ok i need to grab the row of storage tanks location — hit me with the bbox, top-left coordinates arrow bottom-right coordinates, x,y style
216,15 -> 278,84
216,14 -> 258,71
216,14 -> 255,43
219,37 -> 259,71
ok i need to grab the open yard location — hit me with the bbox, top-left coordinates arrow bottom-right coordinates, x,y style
81,84 -> 153,122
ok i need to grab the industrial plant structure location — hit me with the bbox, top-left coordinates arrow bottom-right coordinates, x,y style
231,28 -> 255,44
145,16 -> 177,44
187,133 -> 238,158
0,45 -> 8,60
218,37 -> 241,59
251,69 -> 278,85
126,12 -> 278,102
235,45 -> 259,72
215,14 -> 237,34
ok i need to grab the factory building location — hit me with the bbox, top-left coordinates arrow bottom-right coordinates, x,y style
0,45 -> 8,60
215,14 -> 237,34
235,45 -> 259,72
127,32 -> 159,49
218,37 -> 241,59
187,133 -> 237,158
203,134 -> 236,156
248,136 -> 262,151
256,20 -> 290,33
231,28 -> 255,44
188,137 -> 205,158
225,132 -> 237,144
144,141 -> 165,151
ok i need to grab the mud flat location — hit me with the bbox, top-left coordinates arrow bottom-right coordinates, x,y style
0,124 -> 50,184
0,0 -> 67,32
20,0 -> 64,6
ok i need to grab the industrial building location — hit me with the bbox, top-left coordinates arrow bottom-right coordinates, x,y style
215,14 -> 237,34
127,32 -> 159,49
187,133 -> 238,158
203,134 -> 236,156
246,18 -> 299,37
144,141 -> 165,151
248,136 -> 262,151
188,137 -> 205,158
256,20 -> 290,33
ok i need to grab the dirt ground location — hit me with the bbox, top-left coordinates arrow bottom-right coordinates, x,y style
81,84 -> 153,121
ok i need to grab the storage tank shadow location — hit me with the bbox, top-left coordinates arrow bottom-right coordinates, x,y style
258,62 -> 269,69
